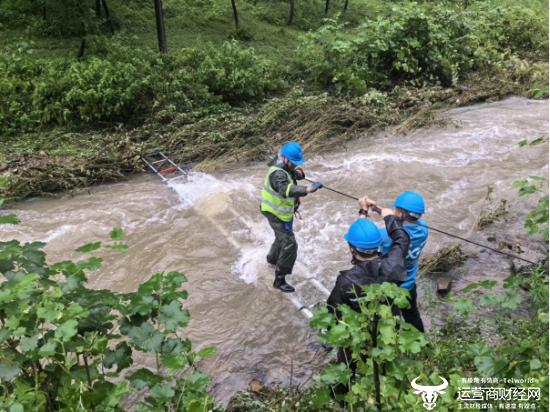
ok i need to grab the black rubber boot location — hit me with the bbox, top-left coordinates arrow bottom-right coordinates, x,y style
273,273 -> 295,293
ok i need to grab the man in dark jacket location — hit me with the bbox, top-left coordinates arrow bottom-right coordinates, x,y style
260,141 -> 323,293
327,200 -> 410,312
326,198 -> 409,397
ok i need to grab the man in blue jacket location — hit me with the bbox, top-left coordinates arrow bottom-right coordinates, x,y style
361,191 -> 428,332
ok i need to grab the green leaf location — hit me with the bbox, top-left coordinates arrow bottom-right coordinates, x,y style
128,322 -> 164,353
98,381 -> 131,409
161,353 -> 187,371
78,257 -> 103,271
461,282 -> 481,293
312,387 -> 332,409
529,136 -> 546,146
530,358 -> 542,371
9,403 -> 24,412
316,363 -> 351,385
158,301 -> 189,331
197,346 -> 216,359
55,319 -> 79,342
500,290 -> 522,310
110,227 -> 125,241
474,356 -> 493,374
106,243 -> 128,254
453,297 -> 475,316
128,368 -> 163,390
398,330 -> 426,354
478,280 -> 497,289
183,371 -> 210,392
103,342 -> 133,372
39,341 -> 58,356
75,242 -> 101,253
149,383 -> 175,402
0,361 -> 21,381
326,323 -> 350,346
0,214 -> 20,225
20,335 -> 39,353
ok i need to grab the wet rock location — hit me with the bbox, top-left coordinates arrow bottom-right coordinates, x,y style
436,276 -> 453,295
249,380 -> 264,393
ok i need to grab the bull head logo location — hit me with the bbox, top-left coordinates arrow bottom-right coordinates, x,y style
411,376 -> 448,410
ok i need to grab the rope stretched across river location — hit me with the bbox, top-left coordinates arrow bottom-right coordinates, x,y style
304,178 -> 537,265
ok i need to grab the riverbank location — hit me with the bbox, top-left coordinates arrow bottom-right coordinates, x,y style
3,96 -> 548,407
1,0 -> 548,200
1,63 -> 547,200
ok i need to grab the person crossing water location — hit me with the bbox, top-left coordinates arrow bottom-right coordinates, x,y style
360,191 -> 428,332
260,141 -> 323,293
326,205 -> 410,398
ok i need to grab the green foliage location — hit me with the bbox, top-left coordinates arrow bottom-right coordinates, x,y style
179,41 -> 283,104
309,283 -> 453,410
0,0 -> 117,36
296,2 -> 548,95
0,39 -> 282,134
513,175 -> 549,241
0,204 -> 216,411
434,267 -> 549,407
311,260 -> 549,410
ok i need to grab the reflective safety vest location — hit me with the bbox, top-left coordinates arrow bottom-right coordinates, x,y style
260,166 -> 295,222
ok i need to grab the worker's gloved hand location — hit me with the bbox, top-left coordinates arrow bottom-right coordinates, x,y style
359,196 -> 376,210
291,167 -> 305,180
307,181 -> 323,193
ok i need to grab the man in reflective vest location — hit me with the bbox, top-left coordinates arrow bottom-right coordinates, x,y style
260,141 -> 323,292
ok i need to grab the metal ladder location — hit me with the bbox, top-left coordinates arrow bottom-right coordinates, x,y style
141,151 -> 190,182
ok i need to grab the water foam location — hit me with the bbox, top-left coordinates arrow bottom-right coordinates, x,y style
41,224 -> 74,242
168,172 -> 256,209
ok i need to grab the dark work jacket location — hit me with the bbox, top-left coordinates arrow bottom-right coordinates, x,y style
268,158 -> 308,198
327,215 -> 410,313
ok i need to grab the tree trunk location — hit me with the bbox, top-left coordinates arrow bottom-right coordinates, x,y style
76,38 -> 86,59
288,0 -> 295,25
95,0 -> 101,17
153,0 -> 167,52
343,0 -> 349,13
371,316 -> 381,411
231,0 -> 239,30
324,0 -> 330,15
74,0 -> 87,56
100,0 -> 114,33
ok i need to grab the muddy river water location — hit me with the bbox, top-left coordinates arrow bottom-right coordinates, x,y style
2,97 -> 548,403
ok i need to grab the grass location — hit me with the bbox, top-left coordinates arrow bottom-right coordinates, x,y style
0,0 -> 392,62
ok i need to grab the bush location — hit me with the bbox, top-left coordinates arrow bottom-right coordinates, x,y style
172,41 -> 283,104
0,224 -> 217,410
0,39 -> 283,134
296,2 -> 548,95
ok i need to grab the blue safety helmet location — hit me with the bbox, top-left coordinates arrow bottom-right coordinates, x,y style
344,218 -> 382,252
280,141 -> 305,166
394,191 -> 425,214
